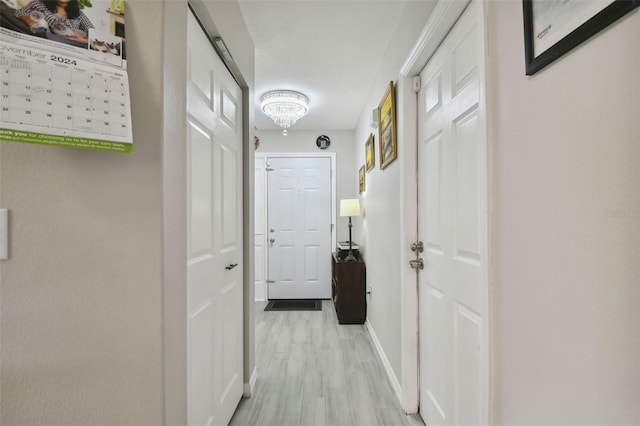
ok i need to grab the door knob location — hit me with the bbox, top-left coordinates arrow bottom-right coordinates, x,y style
270,228 -> 275,233
409,258 -> 424,270
225,263 -> 238,270
269,238 -> 275,243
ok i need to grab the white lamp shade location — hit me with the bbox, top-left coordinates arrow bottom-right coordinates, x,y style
340,199 -> 361,217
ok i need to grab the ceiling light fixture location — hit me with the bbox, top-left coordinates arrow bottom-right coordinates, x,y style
260,90 -> 309,135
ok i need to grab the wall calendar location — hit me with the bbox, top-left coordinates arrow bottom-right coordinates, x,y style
0,0 -> 132,153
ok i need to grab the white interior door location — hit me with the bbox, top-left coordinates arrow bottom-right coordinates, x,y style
186,11 -> 243,426
267,157 -> 332,299
418,2 -> 488,425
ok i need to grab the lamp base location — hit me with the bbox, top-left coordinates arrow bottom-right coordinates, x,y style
344,250 -> 358,262
342,216 -> 358,261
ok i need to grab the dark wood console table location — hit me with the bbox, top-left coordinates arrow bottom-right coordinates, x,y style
331,253 -> 366,324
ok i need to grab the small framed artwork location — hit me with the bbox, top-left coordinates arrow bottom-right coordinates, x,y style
378,81 -> 397,169
523,0 -> 640,75
365,133 -> 375,172
359,165 -> 366,193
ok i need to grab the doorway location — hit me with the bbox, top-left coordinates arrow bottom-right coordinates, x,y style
255,153 -> 336,300
415,1 -> 489,424
186,10 -> 244,426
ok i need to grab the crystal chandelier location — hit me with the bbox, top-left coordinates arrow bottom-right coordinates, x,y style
260,90 -> 309,135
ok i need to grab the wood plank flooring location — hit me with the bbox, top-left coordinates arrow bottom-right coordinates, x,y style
229,300 -> 425,426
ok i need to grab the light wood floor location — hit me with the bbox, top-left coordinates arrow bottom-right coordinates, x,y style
229,300 -> 425,426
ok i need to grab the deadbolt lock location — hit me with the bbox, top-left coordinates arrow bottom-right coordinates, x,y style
409,258 -> 424,270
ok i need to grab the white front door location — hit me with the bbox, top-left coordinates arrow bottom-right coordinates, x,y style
417,2 -> 488,425
186,11 -> 243,426
267,157 -> 332,299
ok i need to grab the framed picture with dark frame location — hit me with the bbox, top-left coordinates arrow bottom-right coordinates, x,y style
378,81 -> 397,170
365,133 -> 375,172
523,0 -> 640,75
359,165 -> 366,193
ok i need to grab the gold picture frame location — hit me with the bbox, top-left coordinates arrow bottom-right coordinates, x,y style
359,165 -> 366,193
365,133 -> 375,172
378,81 -> 397,170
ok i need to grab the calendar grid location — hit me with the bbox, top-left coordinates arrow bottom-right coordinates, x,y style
1,31 -> 133,153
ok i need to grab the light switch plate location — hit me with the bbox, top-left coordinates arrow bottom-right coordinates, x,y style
0,209 -> 8,260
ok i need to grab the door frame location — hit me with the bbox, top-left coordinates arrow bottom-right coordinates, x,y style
255,152 -> 337,300
254,157 -> 268,301
161,1 -> 256,423
396,0 -> 492,421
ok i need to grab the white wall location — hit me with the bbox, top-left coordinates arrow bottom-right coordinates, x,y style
0,2 -> 164,424
354,3 -> 640,422
256,129 -> 356,243
352,0 -> 435,390
82,1 -> 114,35
0,0 -> 257,424
487,3 -> 640,424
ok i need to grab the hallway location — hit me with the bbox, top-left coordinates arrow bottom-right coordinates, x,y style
230,301 -> 425,426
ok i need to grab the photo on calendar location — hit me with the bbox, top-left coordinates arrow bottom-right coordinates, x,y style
0,0 -> 125,66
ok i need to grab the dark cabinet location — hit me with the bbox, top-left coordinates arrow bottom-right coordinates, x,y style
331,253 -> 366,324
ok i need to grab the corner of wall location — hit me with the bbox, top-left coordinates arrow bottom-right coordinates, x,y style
162,1 -> 189,424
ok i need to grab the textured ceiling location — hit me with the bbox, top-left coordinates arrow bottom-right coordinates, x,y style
238,0 -> 409,131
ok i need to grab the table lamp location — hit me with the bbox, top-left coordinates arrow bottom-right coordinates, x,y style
339,198 -> 361,261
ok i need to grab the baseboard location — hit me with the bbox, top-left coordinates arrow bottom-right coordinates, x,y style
365,319 -> 403,406
243,367 -> 257,397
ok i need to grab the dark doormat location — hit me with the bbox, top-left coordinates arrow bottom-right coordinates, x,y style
264,299 -> 322,311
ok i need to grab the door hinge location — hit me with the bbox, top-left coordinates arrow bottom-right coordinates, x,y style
413,76 -> 421,93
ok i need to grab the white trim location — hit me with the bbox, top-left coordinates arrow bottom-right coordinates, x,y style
365,320 -> 403,406
476,2 -> 493,424
243,367 -> 257,397
253,157 -> 268,302
400,0 -> 471,77
396,76 -> 420,414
